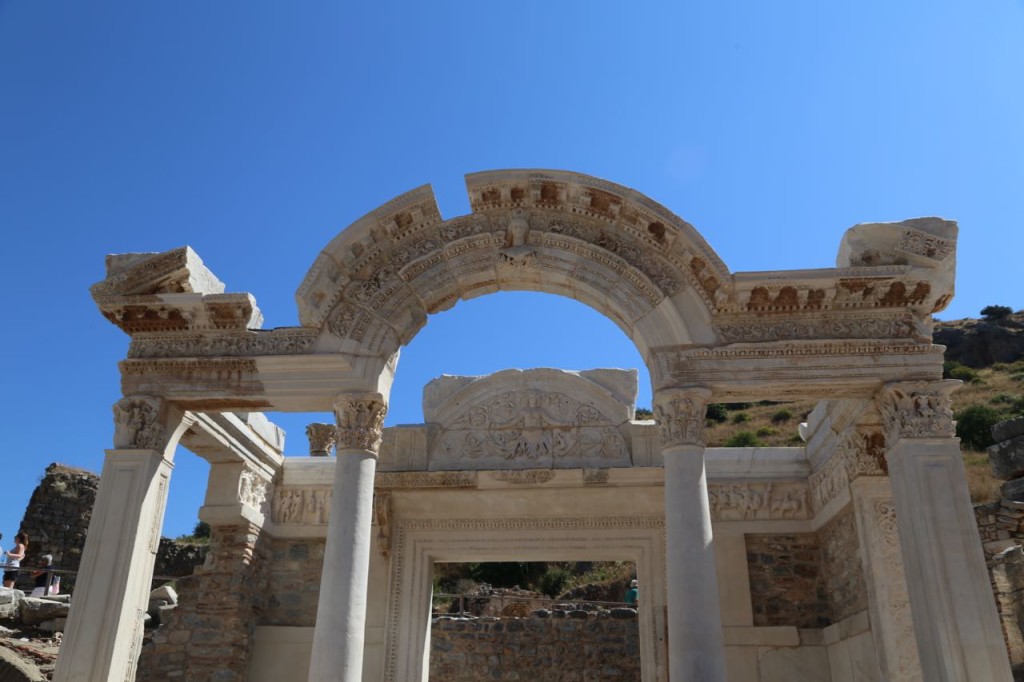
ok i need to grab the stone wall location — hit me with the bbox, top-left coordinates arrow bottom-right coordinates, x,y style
430,614 -> 641,681
16,463 -> 98,583
262,538 -> 325,626
819,512 -> 867,621
137,523 -> 271,681
746,533 -> 829,628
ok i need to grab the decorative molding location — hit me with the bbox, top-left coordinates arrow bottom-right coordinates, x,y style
112,396 -> 170,451
127,328 -> 317,358
374,471 -> 478,489
306,423 -> 336,457
334,397 -> 387,453
485,470 -> 557,485
712,313 -> 927,344
374,490 -> 392,557
653,387 -> 711,448
810,430 -> 887,514
896,228 -> 955,262
708,481 -> 810,520
878,380 -> 959,442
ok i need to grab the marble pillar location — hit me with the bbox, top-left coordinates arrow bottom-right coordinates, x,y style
879,381 -> 1013,681
53,396 -> 189,682
308,395 -> 387,682
654,387 -> 727,681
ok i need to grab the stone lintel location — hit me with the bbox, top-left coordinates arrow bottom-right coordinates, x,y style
118,354 -> 383,413
650,341 -> 943,400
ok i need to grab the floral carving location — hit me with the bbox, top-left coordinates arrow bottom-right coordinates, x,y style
653,387 -> 711,448
113,396 -> 169,451
306,423 -> 337,456
896,228 -> 955,262
334,397 -> 387,453
431,389 -> 628,468
879,381 -> 958,442
810,429 -> 887,513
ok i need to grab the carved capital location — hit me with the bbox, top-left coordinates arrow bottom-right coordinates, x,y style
238,466 -> 271,514
878,380 -> 959,443
112,396 -> 175,451
306,422 -> 337,456
333,396 -> 387,453
653,387 -> 712,449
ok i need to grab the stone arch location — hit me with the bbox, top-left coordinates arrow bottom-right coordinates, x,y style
296,170 -> 730,363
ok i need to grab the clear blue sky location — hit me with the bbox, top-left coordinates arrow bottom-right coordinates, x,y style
1,1 -> 1022,542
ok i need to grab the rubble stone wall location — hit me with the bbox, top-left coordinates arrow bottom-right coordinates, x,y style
746,533 -> 829,628
429,615 -> 641,681
819,511 -> 868,621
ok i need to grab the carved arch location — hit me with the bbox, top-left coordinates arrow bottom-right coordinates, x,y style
296,170 -> 730,361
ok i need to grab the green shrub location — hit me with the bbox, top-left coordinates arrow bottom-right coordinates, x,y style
981,305 -> 1013,320
756,427 -> 778,438
770,408 -> 793,424
705,403 -> 728,423
732,412 -> 750,424
725,431 -> 762,447
955,404 -> 1004,451
538,567 -> 572,597
634,407 -> 653,420
944,361 -> 979,383
726,402 -> 752,411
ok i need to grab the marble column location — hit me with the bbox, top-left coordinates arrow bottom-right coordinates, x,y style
308,395 -> 387,682
654,387 -> 727,682
879,381 -> 1013,681
53,396 -> 190,682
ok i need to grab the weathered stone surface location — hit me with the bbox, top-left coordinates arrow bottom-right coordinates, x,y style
995,417 -> 1024,445
1003,479 -> 1024,503
18,597 -> 70,626
149,584 -> 178,605
430,616 -> 641,681
989,435 -> 1024,481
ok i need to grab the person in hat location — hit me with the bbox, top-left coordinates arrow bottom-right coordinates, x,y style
31,554 -> 55,597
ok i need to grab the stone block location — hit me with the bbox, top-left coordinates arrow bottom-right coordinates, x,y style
0,588 -> 24,605
1002,478 -> 1024,502
989,435 -> 1024,480
18,597 -> 70,626
759,644 -> 831,682
150,584 -> 179,605
994,417 -> 1024,444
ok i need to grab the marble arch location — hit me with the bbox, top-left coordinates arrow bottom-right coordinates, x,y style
57,169 -> 1013,682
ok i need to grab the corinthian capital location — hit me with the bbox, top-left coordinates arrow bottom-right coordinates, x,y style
333,395 -> 388,453
113,395 -> 172,451
654,387 -> 712,449
878,380 -> 959,443
306,422 -> 337,456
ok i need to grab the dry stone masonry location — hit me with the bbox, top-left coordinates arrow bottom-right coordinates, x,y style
54,170 -> 1013,682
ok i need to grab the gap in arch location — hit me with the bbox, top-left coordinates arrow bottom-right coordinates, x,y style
389,291 -> 652,426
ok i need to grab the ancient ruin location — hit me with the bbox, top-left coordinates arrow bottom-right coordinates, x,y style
57,170 -> 1012,681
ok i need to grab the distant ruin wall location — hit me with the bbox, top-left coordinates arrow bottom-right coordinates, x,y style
17,463 -> 98,582
429,615 -> 641,681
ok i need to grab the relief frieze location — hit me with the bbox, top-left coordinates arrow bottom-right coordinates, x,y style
707,481 -> 809,521
128,328 -> 319,358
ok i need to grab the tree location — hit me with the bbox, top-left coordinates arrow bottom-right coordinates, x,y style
981,305 -> 1013,321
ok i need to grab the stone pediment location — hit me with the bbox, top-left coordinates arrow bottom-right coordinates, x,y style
423,368 -> 636,470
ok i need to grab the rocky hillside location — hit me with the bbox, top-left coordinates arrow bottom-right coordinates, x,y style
935,309 -> 1024,368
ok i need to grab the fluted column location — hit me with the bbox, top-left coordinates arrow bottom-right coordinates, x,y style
654,387 -> 727,681
54,396 -> 190,682
879,380 -> 1013,681
308,395 -> 387,682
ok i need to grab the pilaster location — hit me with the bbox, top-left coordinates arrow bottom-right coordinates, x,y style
879,380 -> 1013,681
54,396 -> 190,682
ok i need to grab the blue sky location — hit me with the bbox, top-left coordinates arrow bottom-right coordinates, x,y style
1,1 -> 1022,542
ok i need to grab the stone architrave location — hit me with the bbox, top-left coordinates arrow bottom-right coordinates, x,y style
308,395 -> 387,682
53,396 -> 190,682
879,381 -> 1013,681
654,387 -> 727,682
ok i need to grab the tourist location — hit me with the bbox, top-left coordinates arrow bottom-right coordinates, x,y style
3,533 -> 28,588
624,579 -> 638,606
30,554 -> 55,597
